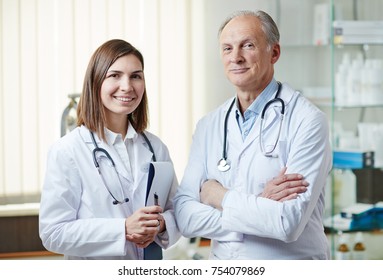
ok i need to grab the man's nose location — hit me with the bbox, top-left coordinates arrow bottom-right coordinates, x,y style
229,48 -> 244,63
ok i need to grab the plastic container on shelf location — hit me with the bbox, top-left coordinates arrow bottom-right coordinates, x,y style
333,169 -> 357,214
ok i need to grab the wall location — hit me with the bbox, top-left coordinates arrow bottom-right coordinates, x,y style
0,0 -> 282,202
0,0 -> 200,201
1,0 -> 383,203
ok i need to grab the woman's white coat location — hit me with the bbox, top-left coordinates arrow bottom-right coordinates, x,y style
39,125 -> 180,259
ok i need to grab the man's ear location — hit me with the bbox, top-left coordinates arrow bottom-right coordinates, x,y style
271,43 -> 280,64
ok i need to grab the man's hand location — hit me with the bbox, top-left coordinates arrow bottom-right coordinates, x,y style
261,167 -> 309,202
200,167 -> 308,210
200,179 -> 227,210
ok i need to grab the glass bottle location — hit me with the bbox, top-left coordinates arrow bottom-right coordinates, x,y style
353,232 -> 366,260
335,231 -> 350,260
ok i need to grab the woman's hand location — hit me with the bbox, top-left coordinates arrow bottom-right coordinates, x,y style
261,167 -> 309,202
125,205 -> 164,248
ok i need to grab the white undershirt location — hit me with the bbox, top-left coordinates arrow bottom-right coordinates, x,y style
104,123 -> 138,182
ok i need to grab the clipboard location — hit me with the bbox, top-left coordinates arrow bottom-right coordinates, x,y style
145,162 -> 175,209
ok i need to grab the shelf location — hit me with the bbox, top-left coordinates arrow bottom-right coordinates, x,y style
0,203 -> 39,217
313,102 -> 383,109
280,0 -> 383,260
334,103 -> 383,109
334,42 -> 383,46
333,20 -> 383,45
281,43 -> 330,49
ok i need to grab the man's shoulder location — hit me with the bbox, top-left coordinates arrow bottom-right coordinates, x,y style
281,83 -> 324,116
203,98 -> 234,119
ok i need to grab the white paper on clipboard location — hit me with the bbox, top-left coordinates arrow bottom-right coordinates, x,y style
145,161 -> 175,209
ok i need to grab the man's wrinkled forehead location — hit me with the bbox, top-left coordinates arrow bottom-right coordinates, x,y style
219,15 -> 263,43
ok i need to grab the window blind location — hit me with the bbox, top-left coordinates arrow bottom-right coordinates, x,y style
0,0 -> 206,203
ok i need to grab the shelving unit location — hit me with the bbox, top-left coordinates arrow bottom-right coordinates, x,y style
277,0 -> 383,259
327,0 -> 383,259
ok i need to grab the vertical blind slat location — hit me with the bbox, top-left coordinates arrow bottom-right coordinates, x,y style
36,0 -> 59,193
0,0 -> 5,196
20,0 -> 39,194
3,0 -> 22,196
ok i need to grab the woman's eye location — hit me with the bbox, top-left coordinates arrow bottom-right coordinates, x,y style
131,74 -> 143,79
107,73 -> 119,78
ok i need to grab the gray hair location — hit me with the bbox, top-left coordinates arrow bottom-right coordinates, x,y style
218,10 -> 280,48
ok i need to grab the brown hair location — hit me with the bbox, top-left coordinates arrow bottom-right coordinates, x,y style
76,39 -> 148,141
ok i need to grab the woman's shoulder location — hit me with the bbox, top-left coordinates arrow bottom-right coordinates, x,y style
49,126 -> 86,154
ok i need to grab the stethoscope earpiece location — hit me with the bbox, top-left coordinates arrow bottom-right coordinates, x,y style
113,197 -> 129,205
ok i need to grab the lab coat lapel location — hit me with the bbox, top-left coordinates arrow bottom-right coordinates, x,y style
252,107 -> 278,142
132,135 -> 154,194
244,83 -> 294,148
243,102 -> 280,150
226,101 -> 243,151
135,136 -> 153,172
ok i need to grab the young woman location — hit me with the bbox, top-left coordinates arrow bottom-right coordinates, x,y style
39,39 -> 180,259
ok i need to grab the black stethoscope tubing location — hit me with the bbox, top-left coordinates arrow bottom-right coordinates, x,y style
218,82 -> 284,172
90,130 -> 156,204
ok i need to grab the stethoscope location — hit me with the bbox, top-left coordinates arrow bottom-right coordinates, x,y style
90,131 -> 156,205
217,82 -> 285,172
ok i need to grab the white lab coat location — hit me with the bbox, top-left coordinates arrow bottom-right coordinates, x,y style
39,125 -> 180,259
174,83 -> 332,259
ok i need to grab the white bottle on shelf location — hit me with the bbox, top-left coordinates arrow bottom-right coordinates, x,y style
369,59 -> 383,104
335,53 -> 350,106
352,232 -> 367,260
347,59 -> 363,105
334,169 -> 357,214
335,231 -> 351,260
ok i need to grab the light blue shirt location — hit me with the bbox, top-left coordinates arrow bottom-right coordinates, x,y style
235,79 -> 279,141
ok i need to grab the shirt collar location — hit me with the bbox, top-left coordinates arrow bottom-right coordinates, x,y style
104,122 -> 138,145
125,122 -> 138,140
235,79 -> 279,119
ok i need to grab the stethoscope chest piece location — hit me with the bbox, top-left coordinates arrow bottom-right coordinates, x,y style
217,158 -> 230,172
